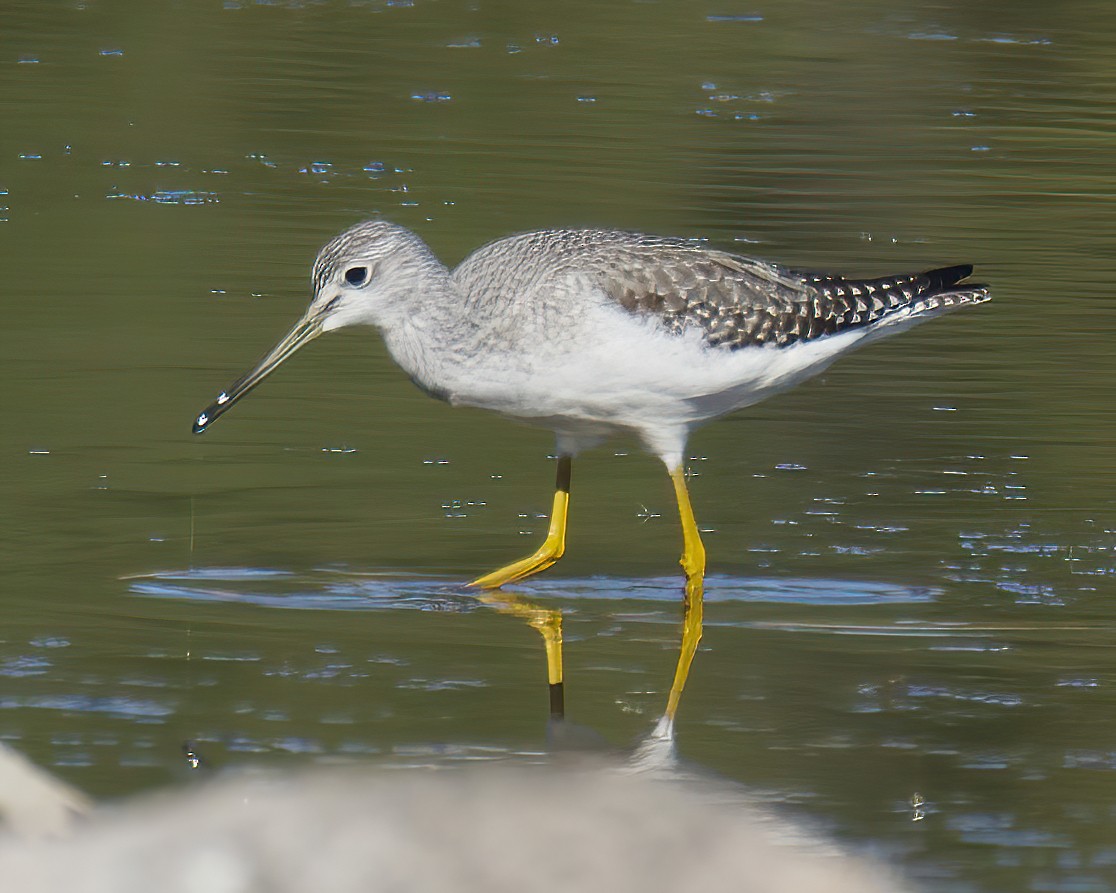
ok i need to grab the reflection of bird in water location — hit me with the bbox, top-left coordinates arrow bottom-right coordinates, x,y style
193,220 -> 989,736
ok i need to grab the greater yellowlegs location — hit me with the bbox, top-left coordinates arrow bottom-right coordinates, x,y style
193,220 -> 989,732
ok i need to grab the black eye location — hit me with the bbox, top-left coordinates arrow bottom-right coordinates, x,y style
344,266 -> 370,287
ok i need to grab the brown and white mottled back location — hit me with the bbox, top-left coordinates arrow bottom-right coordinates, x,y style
451,228 -> 988,351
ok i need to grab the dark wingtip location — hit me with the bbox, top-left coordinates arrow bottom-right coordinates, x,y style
926,263 -> 975,289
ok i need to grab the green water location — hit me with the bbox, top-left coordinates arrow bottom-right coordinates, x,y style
4,1 -> 1116,889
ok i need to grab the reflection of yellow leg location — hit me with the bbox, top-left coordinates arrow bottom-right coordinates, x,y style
468,455 -> 571,718
663,464 -> 706,725
469,455 -> 572,590
477,591 -> 565,719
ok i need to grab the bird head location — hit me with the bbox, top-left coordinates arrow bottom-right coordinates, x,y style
192,219 -> 434,434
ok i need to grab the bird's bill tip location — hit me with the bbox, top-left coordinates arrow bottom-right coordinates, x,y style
191,388 -> 233,435
189,312 -> 324,436
192,408 -> 213,435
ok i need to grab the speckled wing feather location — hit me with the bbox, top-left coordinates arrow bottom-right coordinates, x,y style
598,238 -> 989,349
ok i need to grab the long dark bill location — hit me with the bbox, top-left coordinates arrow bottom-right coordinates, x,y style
192,312 -> 323,435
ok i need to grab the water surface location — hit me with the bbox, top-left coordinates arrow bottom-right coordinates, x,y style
4,2 -> 1116,890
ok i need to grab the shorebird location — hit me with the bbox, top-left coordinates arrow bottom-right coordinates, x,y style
193,221 -> 989,732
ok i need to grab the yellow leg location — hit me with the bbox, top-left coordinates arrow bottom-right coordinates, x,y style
469,455 -> 572,590
662,464 -> 706,726
468,455 -> 571,718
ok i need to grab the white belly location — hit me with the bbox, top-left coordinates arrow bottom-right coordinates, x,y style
433,301 -> 895,461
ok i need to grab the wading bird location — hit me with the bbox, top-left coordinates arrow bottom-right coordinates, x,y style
194,221 -> 989,733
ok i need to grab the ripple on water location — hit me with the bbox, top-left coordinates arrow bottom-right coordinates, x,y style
516,575 -> 938,606
396,678 -> 488,692
854,681 -> 1025,714
706,14 -> 763,23
128,568 -> 478,613
29,636 -> 70,649
127,568 -> 937,610
945,812 -> 1068,848
0,694 -> 174,721
106,189 -> 220,204
0,655 -> 53,677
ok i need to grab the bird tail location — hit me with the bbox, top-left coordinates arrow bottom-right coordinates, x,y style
840,263 -> 990,320
913,264 -> 990,313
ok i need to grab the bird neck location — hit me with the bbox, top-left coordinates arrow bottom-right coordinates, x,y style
378,258 -> 485,400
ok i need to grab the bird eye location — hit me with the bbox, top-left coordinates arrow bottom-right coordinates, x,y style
344,266 -> 370,287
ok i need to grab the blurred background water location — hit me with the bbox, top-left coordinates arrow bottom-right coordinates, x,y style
3,1 -> 1116,889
